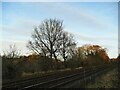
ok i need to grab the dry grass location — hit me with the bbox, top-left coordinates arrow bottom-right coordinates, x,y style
86,68 -> 118,88
3,68 -> 78,84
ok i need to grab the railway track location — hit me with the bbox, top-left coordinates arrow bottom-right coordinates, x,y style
2,67 -> 86,89
2,64 -> 114,89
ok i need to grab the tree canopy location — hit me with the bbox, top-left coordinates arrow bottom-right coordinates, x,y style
27,18 -> 76,68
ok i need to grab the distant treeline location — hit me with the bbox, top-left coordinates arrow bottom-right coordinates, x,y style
2,44 -> 118,79
2,18 -> 119,79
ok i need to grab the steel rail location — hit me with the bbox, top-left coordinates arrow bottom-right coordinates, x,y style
2,64 -> 114,89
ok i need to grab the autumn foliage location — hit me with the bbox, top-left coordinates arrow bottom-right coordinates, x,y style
2,19 -> 115,80
76,44 -> 109,66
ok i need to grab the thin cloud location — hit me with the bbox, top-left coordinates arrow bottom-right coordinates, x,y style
1,2 -> 118,58
1,0 -> 119,2
56,3 -> 116,30
2,19 -> 41,37
65,29 -> 117,42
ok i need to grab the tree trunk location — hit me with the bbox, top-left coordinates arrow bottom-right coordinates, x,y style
64,58 -> 67,68
53,53 -> 59,69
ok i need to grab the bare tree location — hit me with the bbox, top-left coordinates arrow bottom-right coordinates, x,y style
3,44 -> 21,59
27,19 -> 63,63
60,32 -> 76,68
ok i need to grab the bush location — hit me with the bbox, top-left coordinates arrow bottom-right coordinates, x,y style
2,58 -> 22,79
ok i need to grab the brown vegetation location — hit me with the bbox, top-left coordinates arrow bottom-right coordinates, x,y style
2,18 -> 117,81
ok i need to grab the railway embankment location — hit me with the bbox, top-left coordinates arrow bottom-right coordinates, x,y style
86,67 -> 118,88
59,64 -> 117,88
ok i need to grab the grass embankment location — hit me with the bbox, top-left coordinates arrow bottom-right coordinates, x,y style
86,67 -> 118,88
3,67 -> 82,84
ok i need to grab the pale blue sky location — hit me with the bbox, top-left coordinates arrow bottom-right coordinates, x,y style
1,2 -> 118,58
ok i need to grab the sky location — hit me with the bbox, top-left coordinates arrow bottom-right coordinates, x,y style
1,0 -> 120,2
1,2 -> 118,58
